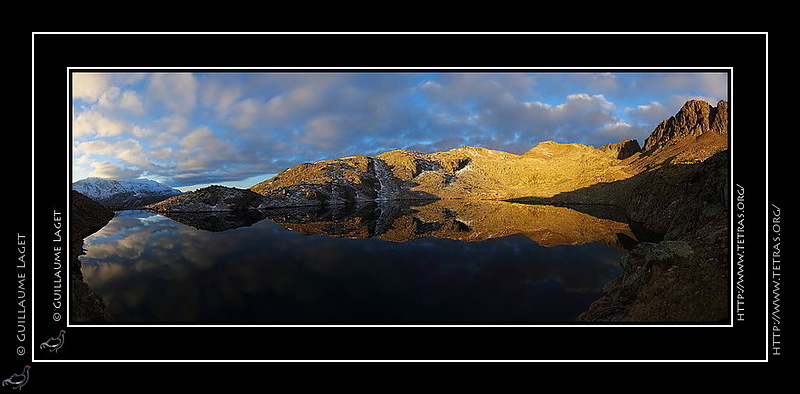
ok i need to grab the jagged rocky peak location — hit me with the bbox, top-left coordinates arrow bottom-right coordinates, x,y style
599,139 -> 641,160
642,100 -> 728,154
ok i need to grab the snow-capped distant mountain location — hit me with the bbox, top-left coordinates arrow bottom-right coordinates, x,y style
72,177 -> 184,208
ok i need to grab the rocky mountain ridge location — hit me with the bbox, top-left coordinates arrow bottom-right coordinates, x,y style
148,100 -> 728,214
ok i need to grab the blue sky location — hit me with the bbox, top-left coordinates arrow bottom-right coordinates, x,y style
71,70 -> 728,191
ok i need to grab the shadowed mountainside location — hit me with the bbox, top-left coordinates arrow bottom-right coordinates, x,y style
70,190 -> 114,322
512,149 -> 729,322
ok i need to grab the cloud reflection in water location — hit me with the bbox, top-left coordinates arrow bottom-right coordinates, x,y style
80,201 -> 630,324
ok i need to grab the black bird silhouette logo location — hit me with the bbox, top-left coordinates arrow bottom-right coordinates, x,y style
2,365 -> 29,390
39,330 -> 65,353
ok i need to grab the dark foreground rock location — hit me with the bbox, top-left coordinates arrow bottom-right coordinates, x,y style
70,190 -> 114,322
574,151 -> 729,322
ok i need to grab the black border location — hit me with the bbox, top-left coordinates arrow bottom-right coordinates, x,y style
17,32 -> 772,388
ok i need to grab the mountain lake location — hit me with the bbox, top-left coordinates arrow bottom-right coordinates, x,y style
77,200 -> 648,324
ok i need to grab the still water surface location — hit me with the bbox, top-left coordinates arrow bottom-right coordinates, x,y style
80,201 -> 634,324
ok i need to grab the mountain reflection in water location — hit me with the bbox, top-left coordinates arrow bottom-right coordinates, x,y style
79,200 -> 637,324
163,199 -> 639,249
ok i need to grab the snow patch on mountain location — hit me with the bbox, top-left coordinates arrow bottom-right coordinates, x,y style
72,177 -> 183,208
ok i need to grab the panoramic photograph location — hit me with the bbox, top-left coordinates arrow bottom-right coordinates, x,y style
69,70 -> 730,325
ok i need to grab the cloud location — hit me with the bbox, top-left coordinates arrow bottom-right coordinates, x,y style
75,139 -> 157,171
150,147 -> 174,162
200,78 -> 241,114
89,161 -> 142,179
131,125 -> 156,139
114,140 -> 154,169
422,86 -> 630,150
72,73 -> 110,102
625,94 -> 723,128
71,71 -> 731,189
626,101 -> 668,125
419,75 -> 637,149
73,110 -> 127,138
179,126 -> 229,152
421,73 -> 535,107
228,98 -> 262,130
120,90 -> 145,113
146,73 -> 197,115
171,126 -> 236,177
74,140 -> 115,155
97,87 -> 145,114
299,115 -> 349,151
154,114 -> 189,134
627,73 -> 728,101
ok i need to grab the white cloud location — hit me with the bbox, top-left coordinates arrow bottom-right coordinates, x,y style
73,111 -> 126,138
299,115 -> 346,151
175,158 -> 210,172
114,140 -> 153,169
174,127 -> 235,173
201,80 -> 241,114
96,87 -> 144,114
131,125 -> 156,138
72,73 -> 110,102
180,126 -> 225,150
89,161 -> 141,179
74,140 -> 115,155
75,139 -> 156,170
74,154 -> 91,165
225,86 -> 326,131
151,147 -> 174,162
97,87 -> 122,109
120,90 -> 145,113
598,121 -> 638,139
626,101 -> 668,125
146,73 -> 197,115
264,86 -> 320,121
154,114 -> 189,134
229,98 -> 262,130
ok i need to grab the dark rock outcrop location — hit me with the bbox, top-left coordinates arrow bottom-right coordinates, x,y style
574,150 -> 729,322
600,139 -> 641,160
70,190 -> 114,322
516,149 -> 730,322
146,185 -> 272,212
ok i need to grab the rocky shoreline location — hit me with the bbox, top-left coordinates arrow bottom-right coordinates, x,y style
70,190 -> 114,322
582,151 -> 729,322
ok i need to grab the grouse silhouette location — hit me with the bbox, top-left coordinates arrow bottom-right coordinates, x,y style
2,365 -> 29,390
39,330 -> 65,353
